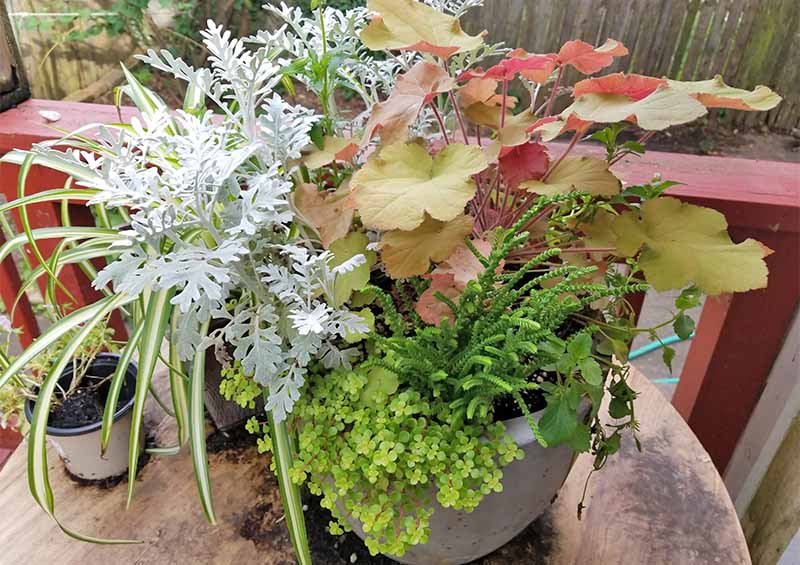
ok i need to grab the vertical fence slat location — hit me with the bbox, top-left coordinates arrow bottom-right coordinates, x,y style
463,0 -> 799,131
11,0 -> 800,131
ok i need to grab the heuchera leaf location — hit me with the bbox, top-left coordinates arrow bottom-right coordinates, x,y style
432,238 -> 492,288
499,141 -> 550,189
507,48 -> 559,83
303,136 -> 359,169
557,38 -> 628,74
293,183 -> 354,248
362,61 -> 456,145
330,232 -> 377,306
573,73 -> 667,101
415,273 -> 461,326
459,53 -> 558,82
351,142 -> 487,231
457,77 -> 514,108
360,0 -> 484,59
666,75 -> 782,111
587,197 -> 771,294
522,156 -> 621,196
563,86 -> 707,130
415,239 -> 497,326
380,214 -> 473,279
528,114 -> 592,141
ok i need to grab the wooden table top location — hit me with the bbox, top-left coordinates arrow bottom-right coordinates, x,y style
0,367 -> 750,564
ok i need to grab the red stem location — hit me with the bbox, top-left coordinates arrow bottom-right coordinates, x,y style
430,103 -> 451,145
442,60 -> 469,144
500,79 -> 509,128
474,171 -> 501,233
543,130 -> 580,181
543,66 -> 564,117
517,203 -> 556,234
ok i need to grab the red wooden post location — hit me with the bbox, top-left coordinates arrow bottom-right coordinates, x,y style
0,101 -> 138,341
612,150 -> 800,472
671,227 -> 799,470
0,228 -> 39,347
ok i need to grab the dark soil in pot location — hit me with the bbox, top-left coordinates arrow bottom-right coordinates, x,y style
491,315 -> 587,422
24,353 -> 146,486
25,353 -> 137,434
48,384 -> 106,428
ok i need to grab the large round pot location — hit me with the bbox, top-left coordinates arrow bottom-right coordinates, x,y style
348,404 -> 587,565
24,353 -> 141,480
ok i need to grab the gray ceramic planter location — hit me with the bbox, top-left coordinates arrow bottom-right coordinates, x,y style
348,405 -> 586,565
24,354 -> 141,480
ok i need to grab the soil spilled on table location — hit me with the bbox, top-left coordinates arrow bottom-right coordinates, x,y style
207,422 -> 259,463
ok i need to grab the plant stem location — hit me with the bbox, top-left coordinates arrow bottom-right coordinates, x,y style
444,60 -> 470,144
500,79 -> 509,128
543,66 -> 564,117
543,130 -> 580,181
430,103 -> 451,145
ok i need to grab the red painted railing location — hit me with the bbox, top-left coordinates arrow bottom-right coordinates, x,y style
1,99 -> 798,473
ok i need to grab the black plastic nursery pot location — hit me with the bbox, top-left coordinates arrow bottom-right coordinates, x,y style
203,320 -> 263,431
24,353 -> 141,480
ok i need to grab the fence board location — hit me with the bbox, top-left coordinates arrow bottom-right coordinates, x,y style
6,0 -> 799,130
463,0 -> 800,131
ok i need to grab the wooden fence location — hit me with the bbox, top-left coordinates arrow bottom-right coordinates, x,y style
463,0 -> 800,131
4,0 -> 800,130
6,0 -> 132,100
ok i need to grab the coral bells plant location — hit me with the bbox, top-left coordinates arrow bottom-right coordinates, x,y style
0,0 -> 781,562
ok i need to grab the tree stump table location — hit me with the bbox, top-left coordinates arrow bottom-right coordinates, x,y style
0,367 -> 750,564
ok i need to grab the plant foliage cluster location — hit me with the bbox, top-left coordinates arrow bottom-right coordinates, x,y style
0,0 -> 779,561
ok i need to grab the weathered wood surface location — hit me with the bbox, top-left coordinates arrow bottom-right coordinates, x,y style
1,1 -> 29,110
7,0 -> 133,100
463,0 -> 800,132
0,367 -> 750,564
0,11 -> 13,92
743,414 -> 800,565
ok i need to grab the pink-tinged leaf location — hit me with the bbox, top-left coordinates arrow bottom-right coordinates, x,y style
508,48 -> 559,83
557,39 -> 628,74
498,141 -> 550,189
459,53 -> 558,82
666,75 -> 782,111
457,77 -> 516,109
573,73 -> 666,101
432,239 -> 493,288
360,0 -> 484,59
563,86 -> 707,130
293,183 -> 354,248
362,61 -> 456,145
528,114 -> 592,141
415,273 -> 460,326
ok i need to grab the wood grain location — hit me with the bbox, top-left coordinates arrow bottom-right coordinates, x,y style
462,0 -> 800,131
0,367 -> 750,564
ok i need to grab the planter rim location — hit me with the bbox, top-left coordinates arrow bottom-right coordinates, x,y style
24,353 -> 138,437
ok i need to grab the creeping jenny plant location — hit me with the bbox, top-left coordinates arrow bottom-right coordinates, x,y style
0,0 -> 780,561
